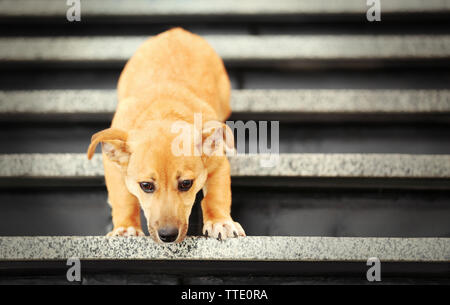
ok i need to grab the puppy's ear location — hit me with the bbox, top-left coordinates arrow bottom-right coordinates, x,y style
201,121 -> 235,156
87,128 -> 130,167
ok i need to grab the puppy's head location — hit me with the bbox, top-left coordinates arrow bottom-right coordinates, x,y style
87,120 -> 232,243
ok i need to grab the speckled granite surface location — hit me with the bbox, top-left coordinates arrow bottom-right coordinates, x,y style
0,154 -> 104,178
0,153 -> 449,178
229,154 -> 450,178
231,90 -> 450,113
1,35 -> 450,62
0,90 -> 117,114
1,90 -> 449,114
0,236 -> 448,262
1,0 -> 448,16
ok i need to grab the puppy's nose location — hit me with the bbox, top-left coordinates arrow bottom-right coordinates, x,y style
158,227 -> 179,243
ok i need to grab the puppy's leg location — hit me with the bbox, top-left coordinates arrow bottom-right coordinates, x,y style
201,158 -> 245,240
104,159 -> 144,237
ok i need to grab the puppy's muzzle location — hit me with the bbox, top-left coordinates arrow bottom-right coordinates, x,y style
158,226 -> 179,243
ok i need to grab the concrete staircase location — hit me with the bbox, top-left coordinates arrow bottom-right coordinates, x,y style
0,0 -> 449,284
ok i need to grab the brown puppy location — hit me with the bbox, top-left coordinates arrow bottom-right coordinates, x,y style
87,28 -> 245,243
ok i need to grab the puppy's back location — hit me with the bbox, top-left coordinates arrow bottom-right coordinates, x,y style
118,28 -> 230,120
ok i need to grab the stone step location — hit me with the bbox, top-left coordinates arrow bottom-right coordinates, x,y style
1,187 -> 450,237
0,236 -> 447,261
0,236 -> 448,281
1,89 -> 449,122
1,0 -> 449,22
1,35 -> 450,68
0,153 -> 449,189
4,124 -> 450,155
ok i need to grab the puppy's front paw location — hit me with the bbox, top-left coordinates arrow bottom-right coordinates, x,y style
106,226 -> 145,237
202,219 -> 246,240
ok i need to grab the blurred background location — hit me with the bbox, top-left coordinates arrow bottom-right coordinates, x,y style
0,1 -> 449,241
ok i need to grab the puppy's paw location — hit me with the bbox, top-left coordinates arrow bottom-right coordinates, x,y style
202,219 -> 246,240
106,226 -> 145,237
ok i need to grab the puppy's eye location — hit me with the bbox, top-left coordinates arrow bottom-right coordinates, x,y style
139,182 -> 155,193
178,180 -> 193,192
